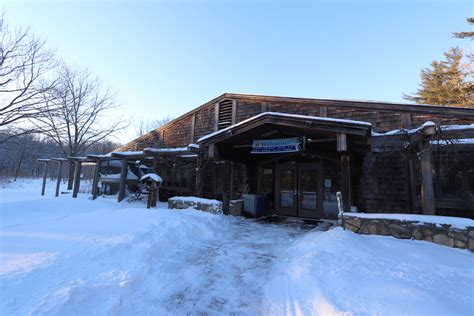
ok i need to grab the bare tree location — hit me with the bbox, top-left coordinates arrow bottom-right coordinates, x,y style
0,16 -> 56,142
32,64 -> 127,158
135,116 -> 174,137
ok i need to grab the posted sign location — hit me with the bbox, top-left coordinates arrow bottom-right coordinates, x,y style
251,137 -> 305,154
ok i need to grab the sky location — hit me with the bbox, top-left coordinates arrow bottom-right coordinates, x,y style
3,0 -> 473,143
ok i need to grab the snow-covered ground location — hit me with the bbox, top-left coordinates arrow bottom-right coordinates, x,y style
1,179 -> 473,315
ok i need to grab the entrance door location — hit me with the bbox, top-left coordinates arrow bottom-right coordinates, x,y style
275,163 -> 298,216
275,162 -> 322,218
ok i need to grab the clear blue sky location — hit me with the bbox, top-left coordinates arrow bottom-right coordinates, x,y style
4,0 -> 473,142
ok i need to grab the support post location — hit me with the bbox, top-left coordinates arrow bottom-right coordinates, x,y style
419,143 -> 435,215
67,161 -> 74,190
222,161 -> 231,214
341,154 -> 352,212
91,160 -> 101,200
195,153 -> 204,197
72,161 -> 82,198
41,161 -> 48,196
419,124 -> 436,215
117,159 -> 128,202
55,161 -> 63,197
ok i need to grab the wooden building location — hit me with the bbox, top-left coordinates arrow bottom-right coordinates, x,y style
112,93 -> 474,218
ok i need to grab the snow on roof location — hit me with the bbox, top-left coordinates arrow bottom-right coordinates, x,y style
372,121 -> 437,137
140,173 -> 163,183
144,147 -> 189,153
188,144 -> 199,148
372,122 -> 474,137
344,213 -> 474,229
197,112 -> 372,143
111,151 -> 144,156
431,138 -> 474,146
440,124 -> 474,131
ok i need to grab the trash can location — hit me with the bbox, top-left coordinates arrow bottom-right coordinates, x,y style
242,194 -> 265,218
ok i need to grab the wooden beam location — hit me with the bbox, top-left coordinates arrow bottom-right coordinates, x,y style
341,154 -> 351,212
337,133 -> 347,152
92,161 -> 100,200
117,159 -> 128,202
55,160 -> 63,197
40,161 -> 48,196
72,161 -> 82,198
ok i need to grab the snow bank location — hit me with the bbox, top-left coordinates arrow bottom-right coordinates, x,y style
264,227 -> 474,315
344,212 -> 474,229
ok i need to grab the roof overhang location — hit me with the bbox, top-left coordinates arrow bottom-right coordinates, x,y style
197,112 -> 372,147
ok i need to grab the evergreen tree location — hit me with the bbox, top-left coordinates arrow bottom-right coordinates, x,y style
403,47 -> 473,108
453,17 -> 474,39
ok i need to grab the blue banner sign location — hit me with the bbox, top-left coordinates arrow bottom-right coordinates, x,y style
251,137 -> 305,154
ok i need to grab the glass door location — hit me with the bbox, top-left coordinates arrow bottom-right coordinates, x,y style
298,163 -> 323,218
275,162 -> 298,216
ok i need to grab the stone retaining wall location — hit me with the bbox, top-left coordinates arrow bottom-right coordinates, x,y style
168,196 -> 223,214
341,214 -> 474,250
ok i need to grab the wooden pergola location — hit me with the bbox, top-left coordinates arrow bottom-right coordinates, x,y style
38,145 -> 198,202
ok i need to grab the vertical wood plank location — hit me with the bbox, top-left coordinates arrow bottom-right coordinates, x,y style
190,114 -> 196,143
341,154 -> 351,212
55,161 -> 63,197
214,102 -> 219,131
337,133 -> 347,152
91,160 -> 101,200
41,162 -> 48,196
231,100 -> 237,125
401,113 -> 412,129
320,107 -> 328,117
72,161 -> 82,198
117,159 -> 128,202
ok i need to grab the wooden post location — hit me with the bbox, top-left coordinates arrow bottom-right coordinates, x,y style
41,161 -> 48,196
117,159 -> 128,202
196,154 -> 203,197
55,160 -> 63,197
341,154 -> 352,212
229,162 -> 234,200
67,161 -> 74,190
337,132 -> 351,212
419,144 -> 435,215
419,124 -> 436,215
91,160 -> 101,200
222,161 -> 231,214
72,161 -> 82,198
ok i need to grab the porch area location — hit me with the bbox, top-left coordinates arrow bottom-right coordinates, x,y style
196,112 -> 373,219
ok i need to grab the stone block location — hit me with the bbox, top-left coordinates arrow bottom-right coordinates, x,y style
168,196 -> 223,214
454,239 -> 467,249
433,233 -> 454,248
228,199 -> 243,216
